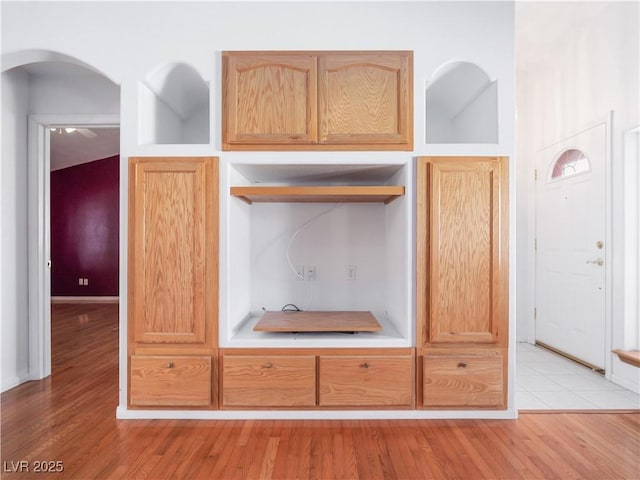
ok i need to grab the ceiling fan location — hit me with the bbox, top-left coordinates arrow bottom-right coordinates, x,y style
50,127 -> 97,138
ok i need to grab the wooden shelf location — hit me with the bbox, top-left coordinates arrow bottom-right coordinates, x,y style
230,186 -> 404,205
254,311 -> 382,333
613,349 -> 640,368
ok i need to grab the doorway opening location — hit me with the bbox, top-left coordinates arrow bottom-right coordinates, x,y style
49,126 -> 120,303
12,55 -> 122,383
534,122 -> 609,372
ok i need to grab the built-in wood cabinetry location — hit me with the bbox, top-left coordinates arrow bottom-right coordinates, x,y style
128,156 -> 218,408
222,51 -> 413,151
130,355 -> 212,407
416,156 -> 509,409
220,349 -> 414,409
318,354 -> 414,407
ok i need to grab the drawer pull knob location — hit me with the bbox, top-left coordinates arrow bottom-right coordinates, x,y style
457,362 -> 468,368
167,362 -> 174,369
263,362 -> 273,369
360,363 -> 369,369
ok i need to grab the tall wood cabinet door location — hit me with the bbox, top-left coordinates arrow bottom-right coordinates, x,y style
129,157 -> 218,347
222,52 -> 317,148
318,51 -> 413,148
416,156 -> 509,347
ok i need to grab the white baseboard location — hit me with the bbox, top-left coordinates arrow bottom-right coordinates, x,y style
1,370 -> 31,393
51,296 -> 119,304
115,405 -> 519,420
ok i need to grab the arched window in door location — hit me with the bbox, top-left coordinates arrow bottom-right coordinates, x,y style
550,148 -> 590,180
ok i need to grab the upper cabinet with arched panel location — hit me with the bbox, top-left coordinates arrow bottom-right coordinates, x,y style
139,62 -> 210,145
222,51 -> 413,151
425,61 -> 498,144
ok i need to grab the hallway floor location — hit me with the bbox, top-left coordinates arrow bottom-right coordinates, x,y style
516,342 -> 640,410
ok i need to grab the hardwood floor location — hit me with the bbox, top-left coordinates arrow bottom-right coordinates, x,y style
1,303 -> 639,479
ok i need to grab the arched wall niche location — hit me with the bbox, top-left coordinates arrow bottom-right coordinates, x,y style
139,62 -> 210,145
1,49 -> 119,85
425,60 -> 498,144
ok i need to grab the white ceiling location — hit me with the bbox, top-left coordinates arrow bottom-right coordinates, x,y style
50,127 -> 120,171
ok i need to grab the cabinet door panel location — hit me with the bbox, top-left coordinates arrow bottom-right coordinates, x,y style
319,52 -> 412,146
417,157 -> 508,346
129,157 -> 216,346
223,53 -> 317,146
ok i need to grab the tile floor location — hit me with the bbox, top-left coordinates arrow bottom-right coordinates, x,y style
516,342 -> 640,410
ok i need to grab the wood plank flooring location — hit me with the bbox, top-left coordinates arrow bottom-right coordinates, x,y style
1,303 -> 639,479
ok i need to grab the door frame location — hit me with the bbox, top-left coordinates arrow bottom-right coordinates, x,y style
27,113 -> 120,380
623,126 -> 640,351
528,114 -> 613,377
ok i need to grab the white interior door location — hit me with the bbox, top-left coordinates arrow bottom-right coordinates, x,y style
535,123 -> 607,369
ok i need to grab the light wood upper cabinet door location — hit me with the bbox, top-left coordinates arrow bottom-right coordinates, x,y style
129,157 -> 217,347
318,51 -> 412,148
222,52 -> 317,148
417,157 -> 509,347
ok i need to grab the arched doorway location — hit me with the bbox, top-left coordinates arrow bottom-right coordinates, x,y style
1,51 -> 120,384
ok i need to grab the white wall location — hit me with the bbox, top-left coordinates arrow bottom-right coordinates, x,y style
1,68 -> 30,391
0,65 -> 119,392
2,1 -> 516,413
516,2 -> 639,391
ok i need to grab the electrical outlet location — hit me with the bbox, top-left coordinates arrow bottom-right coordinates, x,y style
345,265 -> 357,280
78,278 -> 83,286
295,265 -> 306,281
83,278 -> 89,286
307,265 -> 316,280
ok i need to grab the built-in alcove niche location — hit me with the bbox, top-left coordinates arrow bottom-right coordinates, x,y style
139,62 -> 209,144
425,61 -> 498,144
221,160 -> 412,348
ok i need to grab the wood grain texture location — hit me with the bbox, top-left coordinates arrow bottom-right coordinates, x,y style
128,156 -> 218,352
416,156 -> 509,347
130,355 -> 212,407
2,304 -> 639,479
253,310 -> 382,333
319,52 -> 412,146
230,185 -> 405,205
422,349 -> 506,409
223,52 -> 317,146
223,50 -> 413,151
222,355 -> 316,407
318,355 -> 413,407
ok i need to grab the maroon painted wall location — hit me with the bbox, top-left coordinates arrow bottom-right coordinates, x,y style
50,155 -> 119,296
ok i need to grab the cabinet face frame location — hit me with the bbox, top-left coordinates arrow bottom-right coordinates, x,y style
128,156 -> 219,409
222,50 -> 413,151
416,156 -> 509,348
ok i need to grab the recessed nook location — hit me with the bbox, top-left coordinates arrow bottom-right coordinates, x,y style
139,62 -> 209,145
425,61 -> 498,144
221,160 -> 412,349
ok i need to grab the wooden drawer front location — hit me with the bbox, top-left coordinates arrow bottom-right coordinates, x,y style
422,352 -> 504,408
130,355 -> 211,407
222,355 -> 316,407
319,356 -> 413,406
